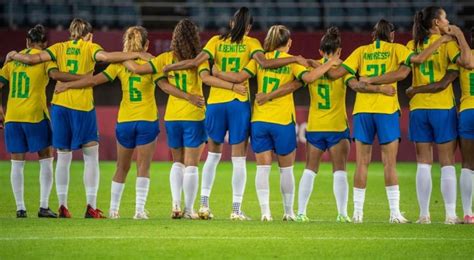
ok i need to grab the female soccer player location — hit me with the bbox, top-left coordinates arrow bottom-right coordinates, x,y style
6,18 -> 150,218
214,25 -> 347,221
252,27 -> 395,222
0,25 -> 83,218
363,7 -> 472,224
403,27 -> 474,224
161,7 -> 308,219
55,26 -> 158,219
123,19 -> 246,219
326,19 -> 453,223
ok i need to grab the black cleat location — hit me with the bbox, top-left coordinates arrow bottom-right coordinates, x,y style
38,207 -> 58,218
16,210 -> 27,218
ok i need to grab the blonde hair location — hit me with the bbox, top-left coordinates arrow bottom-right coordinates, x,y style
263,25 -> 291,52
69,18 -> 92,40
123,26 -> 148,52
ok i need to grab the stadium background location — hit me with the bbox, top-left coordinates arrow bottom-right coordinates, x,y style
0,0 -> 472,161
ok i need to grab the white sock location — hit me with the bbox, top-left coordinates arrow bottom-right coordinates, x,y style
83,145 -> 100,209
333,170 -> 349,217
170,162 -> 185,207
460,168 -> 473,216
256,165 -> 271,216
201,152 -> 221,202
386,185 -> 401,217
39,157 -> 54,209
297,169 -> 316,215
11,160 -> 26,211
183,166 -> 199,212
56,151 -> 72,208
441,165 -> 457,218
110,181 -> 125,212
280,166 -> 295,216
353,187 -> 366,215
232,156 -> 247,213
416,163 -> 432,217
136,177 -> 150,213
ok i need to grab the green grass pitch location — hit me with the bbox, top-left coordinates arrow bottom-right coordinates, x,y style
0,161 -> 473,258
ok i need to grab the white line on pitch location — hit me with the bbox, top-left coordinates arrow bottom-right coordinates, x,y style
0,236 -> 473,241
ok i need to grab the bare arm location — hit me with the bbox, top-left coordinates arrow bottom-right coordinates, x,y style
410,35 -> 453,64
54,73 -> 109,93
405,70 -> 459,98
347,78 -> 396,96
253,52 -> 309,68
122,61 -> 154,75
200,70 -> 247,96
255,80 -> 304,105
326,66 -> 348,80
48,69 -> 89,82
157,78 -> 205,108
364,65 -> 411,84
212,64 -> 251,84
94,50 -> 149,64
0,83 -> 4,129
448,25 -> 472,68
301,53 -> 341,83
163,52 -> 210,73
6,51 -> 52,65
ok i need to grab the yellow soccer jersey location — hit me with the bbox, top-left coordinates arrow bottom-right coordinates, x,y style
244,51 -> 309,125
342,39 -> 413,114
0,48 -> 57,123
203,35 -> 264,104
307,59 -> 354,132
150,51 -> 208,121
102,60 -> 159,123
459,50 -> 474,112
46,39 -> 103,111
407,34 -> 460,110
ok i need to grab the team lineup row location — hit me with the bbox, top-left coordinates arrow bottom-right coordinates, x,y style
1,6 -> 473,224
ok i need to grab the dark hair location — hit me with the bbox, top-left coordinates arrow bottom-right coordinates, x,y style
27,24 -> 47,44
471,27 -> 473,48
413,6 -> 444,49
372,19 -> 395,42
220,7 -> 253,43
171,19 -> 201,61
320,27 -> 341,54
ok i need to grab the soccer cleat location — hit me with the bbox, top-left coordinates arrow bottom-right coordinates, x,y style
463,215 -> 474,224
230,212 -> 251,221
183,211 -> 199,220
58,205 -> 71,218
336,214 -> 351,223
389,214 -> 410,224
415,216 -> 431,224
133,211 -> 149,220
198,206 -> 213,220
444,216 -> 462,225
261,215 -> 273,222
352,212 -> 363,224
16,210 -> 27,218
109,210 -> 120,219
84,205 -> 106,219
171,205 -> 183,219
295,214 -> 310,222
282,214 -> 296,221
38,207 -> 58,218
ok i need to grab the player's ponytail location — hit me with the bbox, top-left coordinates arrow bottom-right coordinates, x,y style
413,6 -> 443,49
263,25 -> 291,52
220,7 -> 253,43
27,24 -> 47,44
320,26 -> 341,55
471,27 -> 473,48
123,26 -> 148,52
171,19 -> 201,61
69,18 -> 93,40
372,19 -> 394,42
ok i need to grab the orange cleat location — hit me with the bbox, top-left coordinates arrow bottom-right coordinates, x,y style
84,205 -> 106,219
58,205 -> 71,218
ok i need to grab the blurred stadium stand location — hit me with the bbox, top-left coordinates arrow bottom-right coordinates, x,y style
0,0 -> 471,31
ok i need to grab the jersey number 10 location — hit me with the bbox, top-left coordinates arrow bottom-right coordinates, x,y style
11,72 -> 30,99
